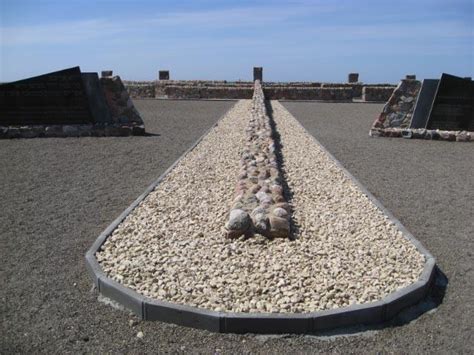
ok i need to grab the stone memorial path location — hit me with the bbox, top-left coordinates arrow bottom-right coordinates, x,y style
226,81 -> 290,239
96,83 -> 425,313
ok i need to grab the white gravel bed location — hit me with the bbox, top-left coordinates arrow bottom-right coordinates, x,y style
96,99 -> 425,313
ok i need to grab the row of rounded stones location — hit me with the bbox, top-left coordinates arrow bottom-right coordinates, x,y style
370,127 -> 473,141
225,81 -> 291,239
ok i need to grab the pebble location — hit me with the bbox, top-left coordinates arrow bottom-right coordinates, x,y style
227,209 -> 251,231
273,207 -> 288,218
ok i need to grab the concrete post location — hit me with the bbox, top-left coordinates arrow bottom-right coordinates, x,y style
159,71 -> 170,80
348,73 -> 359,83
253,67 -> 263,81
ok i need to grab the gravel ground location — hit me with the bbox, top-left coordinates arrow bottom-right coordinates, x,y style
282,101 -> 473,352
1,99 -> 472,353
97,100 -> 424,314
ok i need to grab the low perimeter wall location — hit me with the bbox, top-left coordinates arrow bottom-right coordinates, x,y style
363,86 -> 396,102
123,80 -> 396,102
163,85 -> 254,99
125,82 -> 156,98
264,87 -> 353,101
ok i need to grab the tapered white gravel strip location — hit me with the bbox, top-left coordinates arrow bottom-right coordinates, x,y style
96,99 -> 425,313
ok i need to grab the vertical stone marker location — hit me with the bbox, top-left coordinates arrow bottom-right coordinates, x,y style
410,79 -> 439,129
348,73 -> 359,83
101,70 -> 113,78
81,72 -> 112,124
159,70 -> 170,80
253,67 -> 263,82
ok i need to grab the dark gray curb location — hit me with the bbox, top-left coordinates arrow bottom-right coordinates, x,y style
85,100 -> 435,334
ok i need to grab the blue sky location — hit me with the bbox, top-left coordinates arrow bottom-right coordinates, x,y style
1,0 -> 473,83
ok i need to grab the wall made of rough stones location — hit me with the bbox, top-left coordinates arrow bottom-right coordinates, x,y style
370,127 -> 473,142
362,87 -> 396,102
123,81 -> 155,98
371,79 -> 421,130
124,80 -> 395,102
0,123 -> 142,138
264,87 -> 353,100
265,82 -> 322,87
163,85 -> 254,99
322,83 -> 361,97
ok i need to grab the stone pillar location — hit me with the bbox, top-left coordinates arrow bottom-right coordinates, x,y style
405,74 -> 416,80
159,70 -> 170,80
253,67 -> 263,82
101,70 -> 113,78
348,73 -> 359,83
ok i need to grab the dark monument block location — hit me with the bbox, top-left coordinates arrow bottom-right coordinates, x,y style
0,67 -> 95,125
348,73 -> 359,83
426,73 -> 473,131
159,71 -> 170,80
0,67 -> 145,138
410,79 -> 439,129
406,75 -> 417,80
253,67 -> 263,82
81,73 -> 112,124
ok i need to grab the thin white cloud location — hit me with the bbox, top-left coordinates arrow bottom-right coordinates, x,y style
0,3 -> 339,45
1,3 -> 471,47
144,3 -> 339,27
308,21 -> 474,41
1,19 -> 124,45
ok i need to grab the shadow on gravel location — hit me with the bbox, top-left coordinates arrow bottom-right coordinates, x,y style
265,100 -> 301,240
388,266 -> 448,327
306,266 -> 448,337
142,132 -> 161,137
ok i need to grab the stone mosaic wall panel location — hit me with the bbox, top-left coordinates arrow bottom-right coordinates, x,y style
371,79 -> 421,129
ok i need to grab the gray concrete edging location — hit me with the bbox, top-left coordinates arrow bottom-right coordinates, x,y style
85,100 -> 435,334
